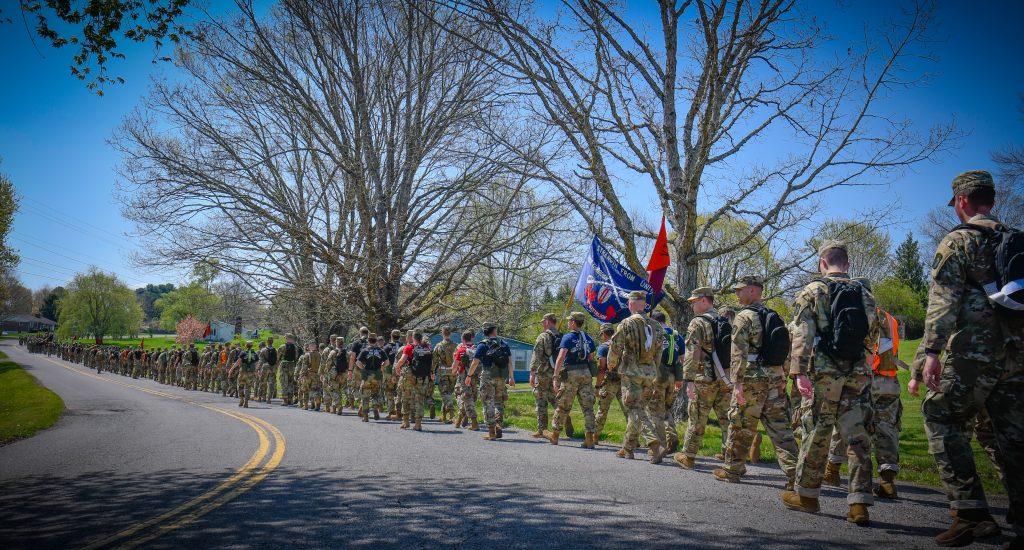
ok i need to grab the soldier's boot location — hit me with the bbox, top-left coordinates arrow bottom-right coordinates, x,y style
648,441 -> 664,464
673,454 -> 695,469
749,433 -> 762,463
346,398 -> 355,409
781,491 -> 820,514
616,447 -> 634,460
483,425 -> 498,441
874,470 -> 898,499
373,407 -> 380,421
934,509 -> 1000,547
441,410 -> 447,424
414,418 -> 422,431
714,452 -> 726,461
495,424 -> 503,439
470,417 -> 479,431
712,468 -> 740,483
546,430 -> 560,445
823,461 -> 842,487
666,436 -> 679,454
429,402 -> 436,420
583,432 -> 596,449
361,407 -> 369,422
455,413 -> 465,428
847,504 -> 870,526
400,414 -> 410,429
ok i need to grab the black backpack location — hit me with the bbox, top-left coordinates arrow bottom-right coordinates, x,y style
744,304 -> 791,366
283,342 -> 298,362
333,349 -> 349,374
410,345 -> 433,378
266,346 -> 278,365
954,223 -> 1024,318
818,279 -> 870,362
486,338 -> 511,369
699,314 -> 732,375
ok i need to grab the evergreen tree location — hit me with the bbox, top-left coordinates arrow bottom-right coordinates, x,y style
892,232 -> 927,299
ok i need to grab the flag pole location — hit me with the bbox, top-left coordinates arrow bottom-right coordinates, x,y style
556,287 -> 576,333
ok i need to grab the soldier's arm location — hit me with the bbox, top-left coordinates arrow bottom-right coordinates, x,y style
530,333 -> 547,374
922,236 -> 967,354
788,286 -> 821,377
730,313 -> 751,377
682,319 -> 703,381
863,288 -> 881,358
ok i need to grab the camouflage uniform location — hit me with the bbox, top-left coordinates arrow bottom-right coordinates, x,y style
383,337 -> 401,417
827,310 -> 902,474
609,311 -> 665,453
277,340 -> 300,406
455,342 -> 479,426
595,339 -> 623,436
294,349 -> 321,410
235,347 -> 259,408
789,273 -> 879,505
477,338 -> 509,430
257,344 -> 278,403
319,342 -> 335,411
920,212 -> 1024,532
531,328 -> 561,433
325,346 -> 349,415
721,302 -> 800,482
552,328 -> 597,435
433,337 -> 458,422
681,312 -> 731,460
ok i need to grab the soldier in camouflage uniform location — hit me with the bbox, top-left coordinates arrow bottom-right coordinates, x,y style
277,334 -> 299,406
468,323 -> 514,441
318,336 -> 337,412
230,341 -> 259,408
594,323 -> 622,439
347,328 -> 370,410
531,313 -> 561,437
257,337 -> 277,403
294,342 -> 321,410
357,334 -> 389,422
454,330 -> 480,430
383,331 -> 402,419
823,301 -> 904,499
709,277 -> 799,490
608,290 -> 666,463
917,171 -> 1023,547
782,242 -> 879,526
651,311 -> 684,454
394,331 -> 431,431
433,327 -> 458,424
326,338 -> 349,415
546,312 -> 597,448
675,287 -> 732,470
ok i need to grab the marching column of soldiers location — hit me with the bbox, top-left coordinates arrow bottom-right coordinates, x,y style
18,170 -> 1021,548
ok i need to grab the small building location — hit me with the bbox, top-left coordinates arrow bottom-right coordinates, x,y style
427,333 -> 535,383
1,314 -> 57,333
206,320 -> 237,342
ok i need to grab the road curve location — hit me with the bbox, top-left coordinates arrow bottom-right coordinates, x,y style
0,340 -> 1009,549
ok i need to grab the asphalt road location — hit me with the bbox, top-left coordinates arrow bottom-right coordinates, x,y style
0,340 -> 1011,549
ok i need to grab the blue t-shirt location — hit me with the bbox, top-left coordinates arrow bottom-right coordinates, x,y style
597,343 -> 609,360
559,330 -> 595,365
473,339 -> 495,367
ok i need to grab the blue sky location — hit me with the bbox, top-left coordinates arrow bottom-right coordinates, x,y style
1,0 -> 1021,292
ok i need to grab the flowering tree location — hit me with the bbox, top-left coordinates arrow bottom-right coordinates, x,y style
175,315 -> 206,345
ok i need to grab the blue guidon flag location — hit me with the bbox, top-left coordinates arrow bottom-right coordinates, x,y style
574,236 -> 655,323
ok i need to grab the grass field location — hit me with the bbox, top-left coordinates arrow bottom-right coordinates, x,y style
0,351 -> 64,444
486,338 -> 1005,494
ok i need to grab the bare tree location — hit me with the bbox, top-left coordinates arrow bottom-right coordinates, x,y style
443,0 -> 956,324
116,0 -> 558,339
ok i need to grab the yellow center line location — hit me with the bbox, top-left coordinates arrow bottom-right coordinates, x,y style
30,354 -> 286,549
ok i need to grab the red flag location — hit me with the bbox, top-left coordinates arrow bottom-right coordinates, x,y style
203,322 -> 212,338
647,217 -> 671,294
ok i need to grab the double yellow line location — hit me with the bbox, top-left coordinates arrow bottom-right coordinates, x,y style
37,355 -> 286,549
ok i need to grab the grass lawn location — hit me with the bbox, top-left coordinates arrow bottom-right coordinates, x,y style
474,338 -> 1004,494
0,351 -> 64,444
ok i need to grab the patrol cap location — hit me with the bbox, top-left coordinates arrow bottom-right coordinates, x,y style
949,170 -> 995,206
816,240 -> 847,258
482,321 -> 497,331
627,290 -> 647,301
368,333 -> 378,341
391,329 -> 402,338
733,275 -> 764,290
285,333 -> 296,340
687,286 -> 714,302
599,323 -> 614,333
569,311 -> 586,323
542,313 -> 558,322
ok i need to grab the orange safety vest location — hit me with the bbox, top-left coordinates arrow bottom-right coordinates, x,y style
871,310 -> 900,377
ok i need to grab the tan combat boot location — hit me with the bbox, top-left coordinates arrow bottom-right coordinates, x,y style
414,417 -> 422,431
531,428 -> 545,438
712,468 -> 740,483
934,509 -> 1000,547
674,454 -> 695,469
748,432 -> 762,463
454,413 -> 464,428
495,424 -> 503,439
616,447 -> 634,460
781,491 -> 820,513
874,470 -> 897,499
483,425 -> 497,440
847,504 -> 870,526
547,430 -> 560,445
823,461 -> 842,487
583,432 -> 596,449
648,441 -> 664,464
470,417 -> 479,431
373,407 -> 380,421
400,414 -> 410,429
